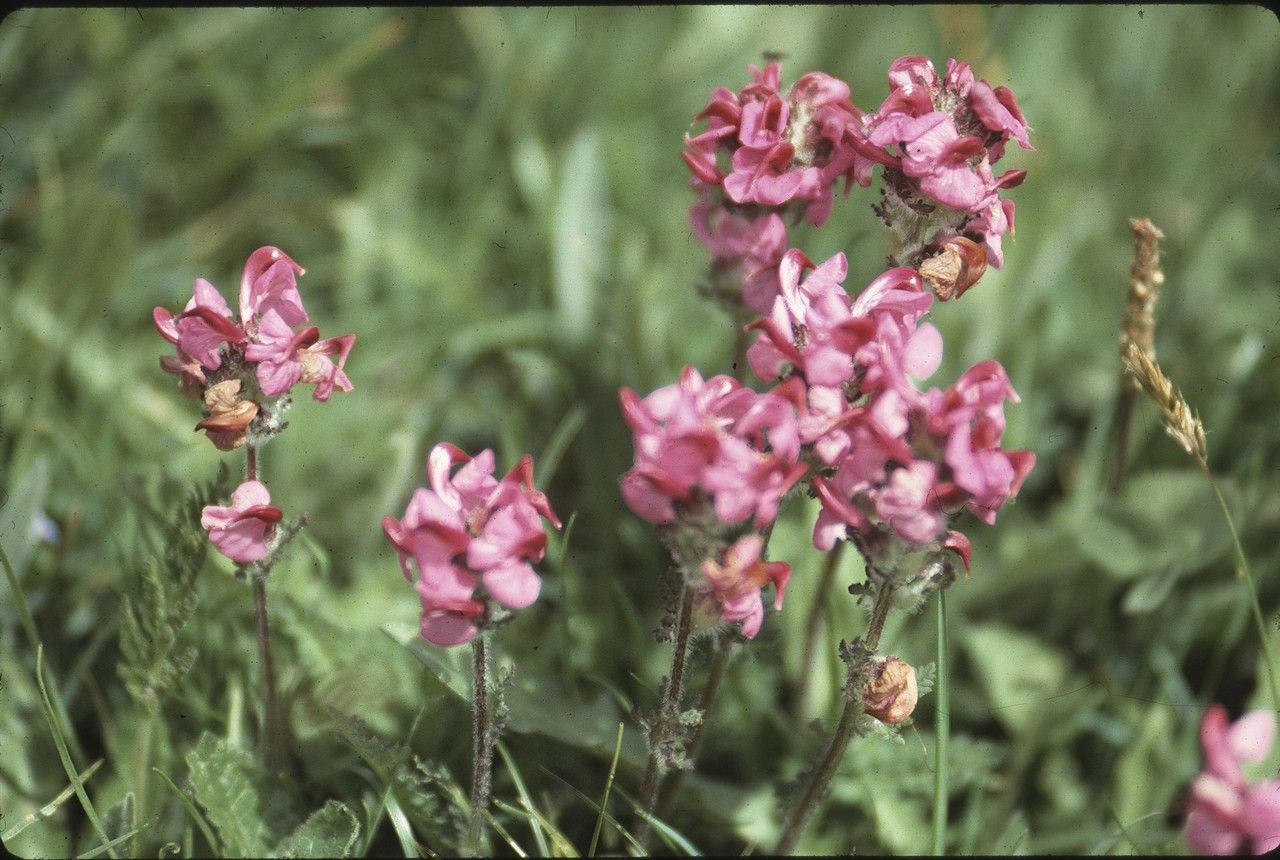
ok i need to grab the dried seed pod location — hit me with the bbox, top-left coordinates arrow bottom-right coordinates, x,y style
919,236 -> 987,301
196,379 -> 259,451
862,656 -> 918,724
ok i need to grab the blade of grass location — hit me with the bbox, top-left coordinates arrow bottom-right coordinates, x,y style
589,723 -> 625,857
383,791 -> 423,859
1,758 -> 104,841
1203,468 -> 1280,711
613,782 -> 702,856
75,819 -> 156,859
537,766 -> 645,857
1,541 -> 87,765
492,798 -> 578,857
932,590 -> 951,856
497,741 -> 551,857
34,645 -> 116,859
537,403 -> 588,487
360,704 -> 427,857
484,807 -> 529,858
151,767 -> 221,857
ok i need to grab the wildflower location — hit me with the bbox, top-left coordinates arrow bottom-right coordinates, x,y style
244,310 -> 356,401
239,245 -> 308,330
1186,705 -> 1280,855
684,61 -> 872,312
154,247 -> 355,408
201,480 -> 282,564
697,534 -> 790,639
172,279 -> 247,371
383,444 -> 561,647
690,197 -> 787,313
618,367 -> 804,530
860,55 -> 1031,271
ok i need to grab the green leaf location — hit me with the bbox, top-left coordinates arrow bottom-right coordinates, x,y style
184,732 -> 298,858
962,623 -> 1068,734
273,801 -> 361,859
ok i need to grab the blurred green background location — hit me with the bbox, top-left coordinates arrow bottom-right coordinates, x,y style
1,5 -> 1278,856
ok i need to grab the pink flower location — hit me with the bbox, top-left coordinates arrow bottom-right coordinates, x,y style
968,80 -> 1033,152
154,246 -> 354,404
1186,705 -> 1280,855
684,61 -> 867,224
925,360 -> 1036,523
383,444 -> 560,647
690,198 -> 788,313
239,245 -> 308,330
874,460 -> 946,544
244,309 -> 356,401
618,368 -> 804,530
201,480 -> 282,564
699,535 -> 791,639
171,278 -> 247,371
859,55 -> 1032,272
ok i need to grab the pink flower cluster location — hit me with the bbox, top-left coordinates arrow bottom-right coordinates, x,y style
154,247 -> 356,405
619,367 -> 806,530
861,56 -> 1031,267
1186,705 -> 1280,855
746,249 -> 1033,555
383,444 -> 561,647
201,480 -> 282,564
684,62 -> 870,313
684,57 -> 1031,311
617,367 -> 804,638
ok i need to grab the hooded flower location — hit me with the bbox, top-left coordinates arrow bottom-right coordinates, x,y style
243,310 -> 356,401
858,55 -> 1032,271
619,367 -> 804,530
201,480 -> 282,564
383,444 -> 561,647
1186,705 -> 1280,855
154,246 -> 355,406
698,534 -> 790,639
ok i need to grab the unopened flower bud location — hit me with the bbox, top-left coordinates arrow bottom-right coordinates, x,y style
196,380 -> 259,451
862,656 -> 918,724
919,236 -> 987,301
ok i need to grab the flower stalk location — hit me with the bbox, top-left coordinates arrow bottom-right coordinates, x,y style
467,634 -> 494,856
775,578 -> 896,854
244,444 -> 287,777
633,585 -> 696,848
655,628 -> 737,820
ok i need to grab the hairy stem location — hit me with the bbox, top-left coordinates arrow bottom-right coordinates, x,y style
793,542 -> 847,717
245,444 -> 286,777
467,635 -> 494,856
932,590 -> 951,855
655,629 -> 736,820
633,586 -> 696,848
252,574 -> 285,776
775,579 -> 895,854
